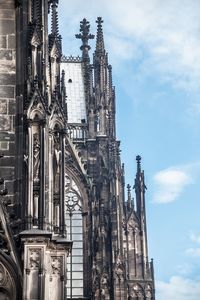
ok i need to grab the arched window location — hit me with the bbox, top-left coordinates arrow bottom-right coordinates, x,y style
65,175 -> 83,299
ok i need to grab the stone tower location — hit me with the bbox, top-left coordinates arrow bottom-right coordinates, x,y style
0,1 -> 155,299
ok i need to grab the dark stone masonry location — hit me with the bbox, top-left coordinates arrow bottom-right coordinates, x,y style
0,1 -> 155,299
0,0 -> 16,208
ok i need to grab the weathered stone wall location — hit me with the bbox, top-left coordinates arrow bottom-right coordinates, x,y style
0,1 -> 16,204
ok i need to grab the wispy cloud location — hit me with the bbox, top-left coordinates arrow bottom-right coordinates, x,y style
59,0 -> 200,95
185,248 -> 200,257
176,263 -> 194,277
189,232 -> 200,244
157,276 -> 200,300
152,168 -> 192,204
185,232 -> 200,258
152,161 -> 200,203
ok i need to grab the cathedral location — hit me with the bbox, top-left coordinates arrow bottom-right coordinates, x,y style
0,1 -> 155,299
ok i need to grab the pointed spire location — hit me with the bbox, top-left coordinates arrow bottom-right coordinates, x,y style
61,69 -> 66,105
51,0 -> 59,37
95,17 -> 105,54
134,156 -> 149,275
31,0 -> 41,25
133,155 -> 146,214
127,184 -> 132,210
49,0 -> 62,56
75,18 -> 95,62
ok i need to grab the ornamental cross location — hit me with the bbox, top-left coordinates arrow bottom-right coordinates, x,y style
75,18 -> 94,59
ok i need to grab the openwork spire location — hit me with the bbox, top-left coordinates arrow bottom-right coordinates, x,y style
75,18 -> 94,61
95,17 -> 105,53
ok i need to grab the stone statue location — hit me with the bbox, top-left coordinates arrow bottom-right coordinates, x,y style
33,134 -> 40,181
53,134 -> 61,193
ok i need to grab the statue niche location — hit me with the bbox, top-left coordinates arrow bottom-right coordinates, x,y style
32,131 -> 41,224
33,133 -> 40,182
53,132 -> 62,194
52,131 -> 62,232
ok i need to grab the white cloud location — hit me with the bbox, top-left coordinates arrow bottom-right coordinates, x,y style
185,248 -> 200,257
189,232 -> 200,244
152,168 -> 192,203
59,0 -> 200,95
157,276 -> 200,300
185,232 -> 200,258
176,263 -> 194,277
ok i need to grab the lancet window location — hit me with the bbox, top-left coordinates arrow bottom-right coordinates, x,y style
65,175 -> 83,298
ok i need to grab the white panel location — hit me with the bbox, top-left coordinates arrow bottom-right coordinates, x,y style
61,61 -> 87,123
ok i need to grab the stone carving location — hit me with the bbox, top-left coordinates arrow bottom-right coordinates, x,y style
53,133 -> 61,193
61,55 -> 82,62
32,96 -> 39,109
23,155 -> 28,165
29,248 -> 40,269
145,284 -> 152,298
131,284 -> 144,297
114,255 -> 124,281
92,264 -> 100,297
33,133 -> 40,181
51,256 -> 62,275
100,272 -> 109,297
95,111 -> 100,132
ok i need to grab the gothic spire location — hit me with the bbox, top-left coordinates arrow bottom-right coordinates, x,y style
51,0 -> 59,37
75,18 -> 94,62
48,0 -> 62,57
31,0 -> 41,25
133,155 -> 149,271
133,155 -> 147,216
95,17 -> 105,54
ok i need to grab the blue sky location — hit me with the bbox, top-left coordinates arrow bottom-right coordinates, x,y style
58,1 -> 200,299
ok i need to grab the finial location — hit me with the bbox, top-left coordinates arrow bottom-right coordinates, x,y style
75,18 -> 94,61
136,155 -> 142,173
127,184 -> 131,201
127,184 -> 134,211
127,184 -> 131,195
61,69 -> 65,87
95,17 -> 105,53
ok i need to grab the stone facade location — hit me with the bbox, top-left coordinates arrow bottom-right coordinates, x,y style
0,1 -> 155,299
0,0 -> 16,211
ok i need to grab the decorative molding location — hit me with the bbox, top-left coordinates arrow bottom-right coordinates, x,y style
61,55 -> 82,63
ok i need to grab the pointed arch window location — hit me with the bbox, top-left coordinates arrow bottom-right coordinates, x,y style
65,175 -> 83,299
